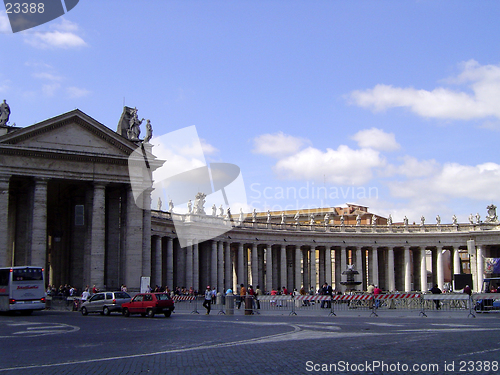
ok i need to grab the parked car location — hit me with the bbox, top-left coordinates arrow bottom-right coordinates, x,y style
121,293 -> 175,318
81,291 -> 131,316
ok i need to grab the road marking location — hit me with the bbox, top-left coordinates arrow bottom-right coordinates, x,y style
0,322 -> 79,338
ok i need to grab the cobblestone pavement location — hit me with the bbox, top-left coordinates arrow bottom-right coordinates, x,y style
0,309 -> 499,374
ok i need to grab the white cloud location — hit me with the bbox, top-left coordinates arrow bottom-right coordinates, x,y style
351,128 -> 400,151
42,83 -> 61,96
349,60 -> 500,120
33,72 -> 63,81
23,19 -> 87,49
200,138 -> 218,155
0,11 -> 10,34
275,145 -> 386,185
253,132 -> 308,158
394,156 -> 440,178
388,162 -> 500,203
66,86 -> 91,98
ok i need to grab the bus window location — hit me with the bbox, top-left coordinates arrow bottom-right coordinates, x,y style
12,268 -> 43,281
0,269 -> 9,286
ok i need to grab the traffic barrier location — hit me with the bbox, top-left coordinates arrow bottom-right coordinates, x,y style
172,295 -> 199,314
371,293 -> 421,317
420,294 -> 471,317
169,292 -> 497,318
471,293 -> 500,317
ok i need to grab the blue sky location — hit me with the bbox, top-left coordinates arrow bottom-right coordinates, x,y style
2,1 -> 500,223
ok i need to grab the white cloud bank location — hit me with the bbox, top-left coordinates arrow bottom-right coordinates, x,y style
349,60 -> 500,120
0,11 -> 10,34
23,18 -> 87,49
252,131 -> 308,158
252,128 -> 500,221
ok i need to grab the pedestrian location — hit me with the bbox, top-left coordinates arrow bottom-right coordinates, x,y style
237,284 -> 247,309
367,283 -> 375,308
463,284 -> 472,309
255,285 -> 262,309
203,285 -> 212,315
211,287 -> 217,304
373,285 -> 382,308
430,284 -> 442,310
300,286 -> 310,306
248,285 -> 256,309
81,287 -> 90,303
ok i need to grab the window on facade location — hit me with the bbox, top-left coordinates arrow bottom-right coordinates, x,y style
75,205 -> 84,226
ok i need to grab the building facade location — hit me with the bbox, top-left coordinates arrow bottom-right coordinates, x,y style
1,109 -> 499,293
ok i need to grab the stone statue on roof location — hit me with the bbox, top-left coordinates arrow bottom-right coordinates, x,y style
168,199 -> 174,213
485,204 -> 498,223
143,119 -> 153,143
0,100 -> 10,126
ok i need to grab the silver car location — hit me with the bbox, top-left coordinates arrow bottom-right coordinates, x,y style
81,291 -> 131,316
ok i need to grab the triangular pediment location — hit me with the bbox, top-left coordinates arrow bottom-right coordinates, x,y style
0,109 -> 137,157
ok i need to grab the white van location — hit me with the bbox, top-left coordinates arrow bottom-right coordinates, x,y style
0,267 -> 46,315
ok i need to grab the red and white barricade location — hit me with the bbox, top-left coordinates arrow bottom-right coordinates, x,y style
172,295 -> 196,302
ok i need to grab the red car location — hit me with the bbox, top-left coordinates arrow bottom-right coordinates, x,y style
121,293 -> 175,318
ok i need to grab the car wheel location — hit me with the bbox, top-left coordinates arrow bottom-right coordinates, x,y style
122,308 -> 130,317
164,311 -> 172,318
81,307 -> 88,316
103,306 -> 110,316
147,309 -> 155,318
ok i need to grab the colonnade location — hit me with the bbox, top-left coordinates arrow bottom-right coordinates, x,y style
150,234 -> 480,293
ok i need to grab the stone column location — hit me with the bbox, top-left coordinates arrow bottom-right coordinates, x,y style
142,189 -> 152,278
266,245 -> 273,292
325,248 -> 332,286
340,246 -> 347,292
237,243 -> 244,287
294,245 -> 301,290
31,178 -> 48,269
217,241 -> 224,292
310,248 -> 316,292
437,247 -> 444,290
185,240 -> 193,289
251,243 -> 258,287
224,242 -> 232,291
0,176 -> 10,267
420,248 -> 427,292
404,246 -> 411,292
193,241 -> 199,292
106,190 -> 121,289
387,248 -> 395,291
280,244 -> 287,289
166,237 -> 174,289
124,187 -> 144,290
355,247 -> 362,288
371,248 -> 379,288
211,240 -> 218,290
477,245 -> 484,293
154,236 -> 162,287
452,247 -> 461,286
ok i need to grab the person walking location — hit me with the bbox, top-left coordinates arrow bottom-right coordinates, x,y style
430,284 -> 442,310
203,285 -> 212,315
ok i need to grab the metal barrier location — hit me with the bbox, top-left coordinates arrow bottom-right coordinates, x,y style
169,293 -> 500,318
